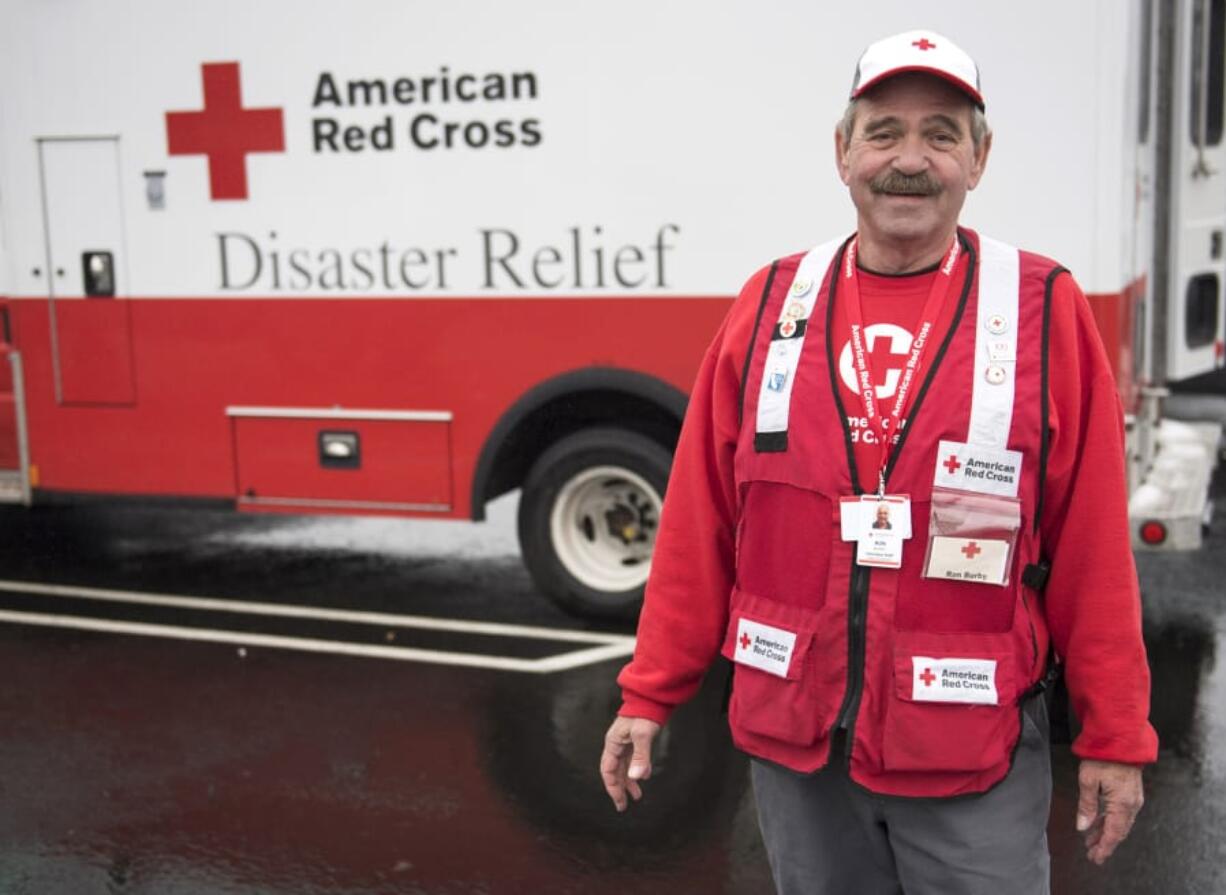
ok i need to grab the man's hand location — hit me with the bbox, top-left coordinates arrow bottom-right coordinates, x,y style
600,715 -> 662,812
1076,759 -> 1145,864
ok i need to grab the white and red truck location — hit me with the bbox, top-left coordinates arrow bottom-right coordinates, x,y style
0,0 -> 1220,617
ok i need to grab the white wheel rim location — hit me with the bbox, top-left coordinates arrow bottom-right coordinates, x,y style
548,464 -> 662,594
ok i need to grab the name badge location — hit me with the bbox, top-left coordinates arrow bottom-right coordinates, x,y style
839,495 -> 912,569
912,656 -> 999,704
733,618 -> 797,678
923,536 -> 1010,584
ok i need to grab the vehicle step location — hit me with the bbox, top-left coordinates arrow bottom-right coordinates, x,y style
0,470 -> 25,503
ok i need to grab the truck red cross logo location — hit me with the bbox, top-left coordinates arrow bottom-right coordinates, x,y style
166,62 -> 285,201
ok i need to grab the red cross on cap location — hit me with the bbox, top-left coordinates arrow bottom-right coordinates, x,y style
851,31 -> 984,111
739,632 -> 752,650
962,541 -> 983,559
919,667 -> 936,686
166,62 -> 285,201
943,454 -> 962,474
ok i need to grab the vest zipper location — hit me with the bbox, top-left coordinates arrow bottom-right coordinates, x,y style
834,558 -> 871,745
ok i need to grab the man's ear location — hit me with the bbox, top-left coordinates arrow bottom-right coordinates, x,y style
835,127 -> 852,186
968,130 -> 992,190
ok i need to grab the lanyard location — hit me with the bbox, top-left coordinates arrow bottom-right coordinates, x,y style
841,235 -> 962,495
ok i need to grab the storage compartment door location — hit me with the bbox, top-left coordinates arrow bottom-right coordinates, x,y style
230,408 -> 453,513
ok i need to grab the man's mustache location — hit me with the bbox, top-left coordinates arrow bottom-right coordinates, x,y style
870,170 -> 943,196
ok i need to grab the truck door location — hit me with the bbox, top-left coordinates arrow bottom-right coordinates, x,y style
38,137 -> 135,405
1163,0 -> 1226,381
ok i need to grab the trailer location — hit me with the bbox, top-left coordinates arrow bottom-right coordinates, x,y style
0,0 -> 1220,617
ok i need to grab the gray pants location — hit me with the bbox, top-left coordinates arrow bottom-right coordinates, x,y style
752,696 -> 1051,895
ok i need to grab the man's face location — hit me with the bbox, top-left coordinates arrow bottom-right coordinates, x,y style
835,74 -> 991,248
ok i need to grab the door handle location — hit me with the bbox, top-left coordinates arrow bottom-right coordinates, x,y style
1193,0 -> 1218,179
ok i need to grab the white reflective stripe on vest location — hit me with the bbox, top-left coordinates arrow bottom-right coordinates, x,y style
755,236 -> 846,437
967,236 -> 1020,449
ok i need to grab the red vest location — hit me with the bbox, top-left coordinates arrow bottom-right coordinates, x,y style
722,228 -> 1060,797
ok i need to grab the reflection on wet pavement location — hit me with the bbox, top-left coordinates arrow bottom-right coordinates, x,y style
0,627 -> 764,893
0,480 -> 1223,893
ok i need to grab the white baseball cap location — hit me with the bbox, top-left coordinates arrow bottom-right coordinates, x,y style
850,30 -> 984,110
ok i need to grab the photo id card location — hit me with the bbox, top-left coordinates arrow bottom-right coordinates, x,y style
839,495 -> 912,540
840,495 -> 911,569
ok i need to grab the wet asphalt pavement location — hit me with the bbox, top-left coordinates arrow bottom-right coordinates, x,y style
0,478 -> 1223,894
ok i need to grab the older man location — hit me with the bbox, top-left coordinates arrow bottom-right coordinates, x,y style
599,30 -> 1157,895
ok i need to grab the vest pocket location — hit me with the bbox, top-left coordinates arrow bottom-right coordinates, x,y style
736,481 -> 834,609
720,587 -> 840,747
881,631 -> 1020,773
893,499 -> 1020,633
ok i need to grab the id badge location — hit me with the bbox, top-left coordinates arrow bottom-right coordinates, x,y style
840,495 -> 911,569
921,487 -> 1021,586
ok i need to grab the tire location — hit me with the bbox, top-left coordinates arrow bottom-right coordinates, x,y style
517,427 -> 672,619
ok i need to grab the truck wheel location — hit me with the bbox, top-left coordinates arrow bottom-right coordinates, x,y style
518,427 -> 671,619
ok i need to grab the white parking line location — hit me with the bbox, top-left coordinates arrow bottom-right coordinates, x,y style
0,579 -> 636,673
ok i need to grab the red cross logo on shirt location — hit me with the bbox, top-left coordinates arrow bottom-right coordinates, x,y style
740,633 -> 752,650
919,667 -> 937,686
166,62 -> 285,200
838,324 -> 915,400
962,541 -> 983,559
863,328 -> 912,396
943,454 -> 962,474
912,38 -> 937,51
867,333 -> 910,388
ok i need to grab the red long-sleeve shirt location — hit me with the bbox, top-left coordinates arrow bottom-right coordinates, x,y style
618,256 -> 1159,766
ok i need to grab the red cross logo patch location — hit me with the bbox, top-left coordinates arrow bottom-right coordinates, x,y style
733,618 -> 797,678
166,62 -> 286,201
912,38 -> 937,51
912,656 -> 999,704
